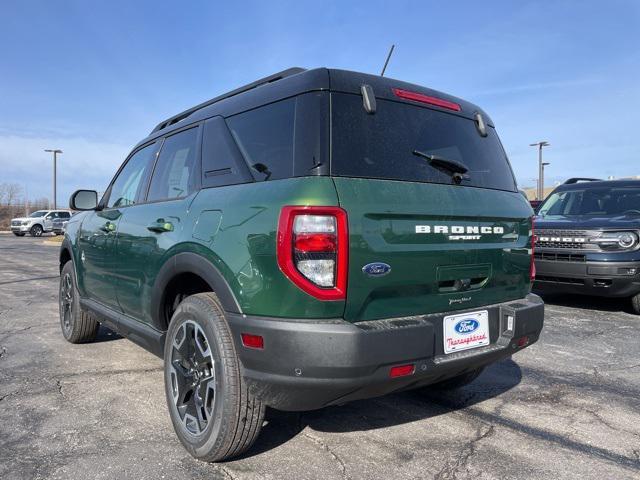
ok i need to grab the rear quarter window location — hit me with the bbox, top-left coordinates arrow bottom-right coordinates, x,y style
226,98 -> 295,181
330,93 -> 517,192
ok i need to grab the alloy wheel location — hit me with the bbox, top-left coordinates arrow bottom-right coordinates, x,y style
169,320 -> 216,436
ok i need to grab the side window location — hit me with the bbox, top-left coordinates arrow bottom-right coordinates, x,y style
60,212 -> 71,219
107,143 -> 157,209
226,98 -> 295,181
147,127 -> 199,202
201,117 -> 251,188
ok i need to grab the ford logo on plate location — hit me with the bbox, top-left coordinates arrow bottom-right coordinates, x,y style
454,319 -> 480,334
362,262 -> 391,277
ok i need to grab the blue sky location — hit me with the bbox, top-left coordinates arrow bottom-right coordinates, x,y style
1,0 -> 639,205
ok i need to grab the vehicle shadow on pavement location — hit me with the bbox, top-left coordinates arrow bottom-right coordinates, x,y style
94,325 -> 123,343
243,358 -> 522,458
537,291 -> 632,313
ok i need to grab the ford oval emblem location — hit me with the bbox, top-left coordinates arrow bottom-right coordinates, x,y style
362,262 -> 391,277
454,319 -> 480,335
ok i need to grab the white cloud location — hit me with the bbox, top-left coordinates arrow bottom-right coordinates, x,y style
0,133 -> 130,205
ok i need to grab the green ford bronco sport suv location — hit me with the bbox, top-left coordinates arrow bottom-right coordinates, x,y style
59,68 -> 544,461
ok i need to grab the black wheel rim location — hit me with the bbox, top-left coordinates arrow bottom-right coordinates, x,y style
33,226 -> 42,236
60,272 -> 73,333
169,320 -> 216,436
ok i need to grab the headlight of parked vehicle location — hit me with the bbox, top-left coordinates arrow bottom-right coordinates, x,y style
22,221 -> 30,226
592,231 -> 639,250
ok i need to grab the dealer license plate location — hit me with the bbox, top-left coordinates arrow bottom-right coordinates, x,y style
443,310 -> 490,354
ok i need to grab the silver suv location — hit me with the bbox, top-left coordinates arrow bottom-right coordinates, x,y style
10,210 -> 71,237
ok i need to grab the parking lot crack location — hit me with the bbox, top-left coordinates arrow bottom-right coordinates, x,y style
584,407 -> 640,440
0,346 -> 6,359
433,424 -> 495,480
302,431 -> 350,479
219,465 -> 240,480
0,325 -> 34,336
55,379 -> 64,397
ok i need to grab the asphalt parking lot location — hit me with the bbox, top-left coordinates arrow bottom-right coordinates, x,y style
1,234 -> 639,480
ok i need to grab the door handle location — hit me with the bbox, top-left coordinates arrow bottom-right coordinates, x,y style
147,220 -> 174,233
99,222 -> 116,233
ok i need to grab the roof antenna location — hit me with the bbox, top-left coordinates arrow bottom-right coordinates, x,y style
380,44 -> 395,77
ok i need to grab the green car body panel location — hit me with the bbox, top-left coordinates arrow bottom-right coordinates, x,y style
70,176 -> 532,325
60,67 -> 544,414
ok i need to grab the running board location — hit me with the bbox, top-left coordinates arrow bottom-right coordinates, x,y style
80,298 -> 166,358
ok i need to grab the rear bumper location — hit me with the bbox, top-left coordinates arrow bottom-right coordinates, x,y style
227,294 -> 544,411
534,258 -> 640,297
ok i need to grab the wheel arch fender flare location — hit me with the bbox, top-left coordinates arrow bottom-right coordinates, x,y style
60,237 -> 74,268
151,252 -> 241,331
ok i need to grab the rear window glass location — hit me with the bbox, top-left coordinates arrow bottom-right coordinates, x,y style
226,98 -> 295,181
539,187 -> 640,216
331,93 -> 517,192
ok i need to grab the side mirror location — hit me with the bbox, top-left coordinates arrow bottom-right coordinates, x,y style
70,190 -> 98,211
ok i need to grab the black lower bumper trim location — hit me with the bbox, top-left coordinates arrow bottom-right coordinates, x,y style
227,294 -> 544,411
534,258 -> 640,297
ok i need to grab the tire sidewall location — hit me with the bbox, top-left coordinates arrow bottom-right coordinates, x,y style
59,261 -> 80,340
30,225 -> 43,237
632,293 -> 640,314
163,295 -> 237,458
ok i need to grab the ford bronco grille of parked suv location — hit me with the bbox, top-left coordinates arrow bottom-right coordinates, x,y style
58,67 -> 544,461
534,178 -> 640,313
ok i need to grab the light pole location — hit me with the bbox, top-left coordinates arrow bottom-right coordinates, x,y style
44,149 -> 62,209
529,141 -> 550,201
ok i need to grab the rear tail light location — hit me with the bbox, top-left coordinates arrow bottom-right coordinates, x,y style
530,216 -> 536,281
392,88 -> 461,112
277,206 -> 348,300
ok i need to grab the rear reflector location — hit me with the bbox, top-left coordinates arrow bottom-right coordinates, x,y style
294,233 -> 337,252
390,364 -> 415,378
516,336 -> 530,348
241,333 -> 264,349
392,88 -> 461,111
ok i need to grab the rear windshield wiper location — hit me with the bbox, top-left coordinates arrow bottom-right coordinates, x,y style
412,150 -> 470,182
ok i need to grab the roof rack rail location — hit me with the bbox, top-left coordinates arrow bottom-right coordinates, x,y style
563,177 -> 602,184
150,67 -> 306,134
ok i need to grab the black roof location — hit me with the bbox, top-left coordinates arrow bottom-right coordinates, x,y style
134,67 -> 493,150
553,179 -> 640,192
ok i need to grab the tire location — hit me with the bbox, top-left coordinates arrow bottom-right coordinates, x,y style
59,261 -> 99,343
29,224 -> 43,237
13,232 -> 25,237
164,292 -> 265,462
632,293 -> 640,315
425,367 -> 484,391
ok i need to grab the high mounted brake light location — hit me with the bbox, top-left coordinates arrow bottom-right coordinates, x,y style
277,206 -> 348,301
392,88 -> 461,112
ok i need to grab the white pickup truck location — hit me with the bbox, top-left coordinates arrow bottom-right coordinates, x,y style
10,210 -> 71,237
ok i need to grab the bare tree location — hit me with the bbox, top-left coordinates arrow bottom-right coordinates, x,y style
0,183 -> 7,205
31,197 -> 50,211
5,183 -> 22,206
